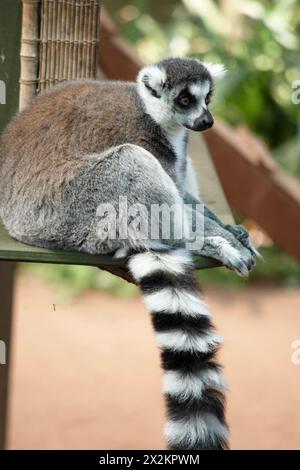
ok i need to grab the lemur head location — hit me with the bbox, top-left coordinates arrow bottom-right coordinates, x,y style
137,57 -> 226,132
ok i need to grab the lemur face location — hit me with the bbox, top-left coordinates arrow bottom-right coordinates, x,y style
137,57 -> 226,132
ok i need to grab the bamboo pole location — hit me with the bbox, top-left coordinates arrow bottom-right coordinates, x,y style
19,0 -> 41,109
91,0 -> 99,78
72,0 -> 80,79
66,1 -> 74,80
38,0 -> 47,93
48,0 -> 58,89
43,0 -> 52,91
57,0 -> 66,83
77,1 -> 85,78
84,0 -> 92,78
81,0 -> 89,79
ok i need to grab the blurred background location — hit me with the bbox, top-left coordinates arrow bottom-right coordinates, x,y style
8,0 -> 300,450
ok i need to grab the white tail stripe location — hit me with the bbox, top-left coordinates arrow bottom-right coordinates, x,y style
165,413 -> 229,448
156,330 -> 222,353
163,370 -> 227,400
143,288 -> 210,317
128,250 -> 193,282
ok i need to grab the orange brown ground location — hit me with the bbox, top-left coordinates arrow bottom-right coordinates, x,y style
6,273 -> 300,450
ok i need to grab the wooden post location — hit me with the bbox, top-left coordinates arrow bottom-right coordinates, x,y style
0,0 -> 22,449
0,1 -> 22,126
0,263 -> 15,449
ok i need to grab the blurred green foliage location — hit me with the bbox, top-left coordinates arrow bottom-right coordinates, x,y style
107,0 -> 300,176
22,263 -> 138,300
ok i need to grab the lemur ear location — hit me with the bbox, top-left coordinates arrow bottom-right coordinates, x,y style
202,62 -> 227,81
137,65 -> 166,98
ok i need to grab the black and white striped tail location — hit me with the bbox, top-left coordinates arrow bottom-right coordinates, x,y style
128,248 -> 229,450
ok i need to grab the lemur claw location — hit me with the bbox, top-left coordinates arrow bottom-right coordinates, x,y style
201,235 -> 255,277
225,223 -> 261,260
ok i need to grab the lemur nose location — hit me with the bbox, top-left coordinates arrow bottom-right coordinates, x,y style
193,111 -> 214,131
202,113 -> 214,129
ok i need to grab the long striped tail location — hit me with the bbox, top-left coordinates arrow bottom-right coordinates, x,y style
128,248 -> 229,450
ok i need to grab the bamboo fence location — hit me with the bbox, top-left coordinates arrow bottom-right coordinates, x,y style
20,0 -> 101,109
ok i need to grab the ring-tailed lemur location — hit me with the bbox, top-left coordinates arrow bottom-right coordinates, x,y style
0,57 -> 258,450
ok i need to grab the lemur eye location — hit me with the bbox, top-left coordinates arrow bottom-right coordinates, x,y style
205,91 -> 213,105
179,95 -> 190,107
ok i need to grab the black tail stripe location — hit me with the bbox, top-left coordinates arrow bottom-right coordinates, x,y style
152,311 -> 213,332
140,270 -> 198,294
161,350 -> 220,372
166,389 -> 226,424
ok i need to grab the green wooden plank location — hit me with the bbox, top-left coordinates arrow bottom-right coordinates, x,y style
0,220 -> 219,269
0,220 -> 126,267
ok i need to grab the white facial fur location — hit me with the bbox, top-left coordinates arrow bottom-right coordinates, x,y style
185,81 -> 211,129
137,65 -> 190,185
137,65 -> 172,130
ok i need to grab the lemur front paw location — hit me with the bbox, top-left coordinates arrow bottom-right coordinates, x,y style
201,235 -> 256,277
225,224 -> 261,258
